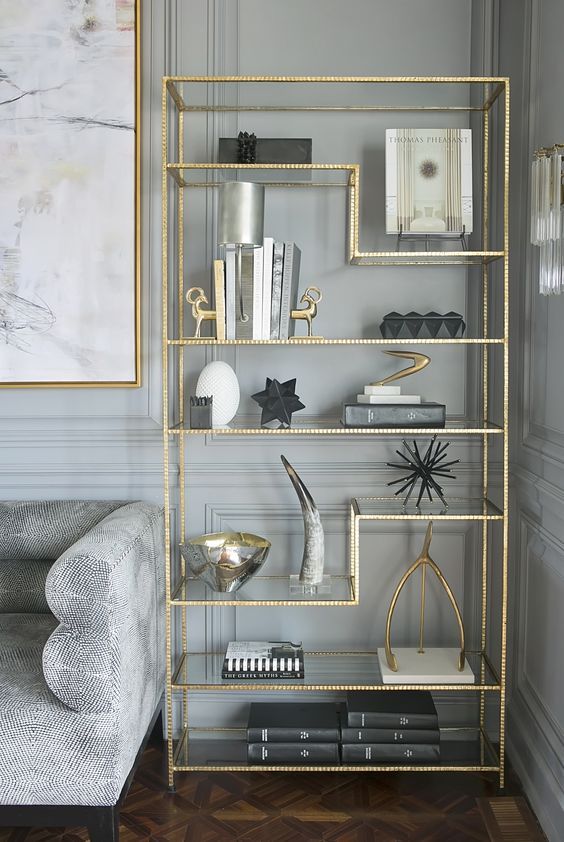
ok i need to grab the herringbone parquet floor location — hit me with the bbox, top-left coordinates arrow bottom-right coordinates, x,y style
0,743 -> 546,841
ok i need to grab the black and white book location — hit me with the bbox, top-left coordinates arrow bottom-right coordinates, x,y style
279,242 -> 301,340
222,641 -> 304,679
341,743 -> 440,764
346,690 -> 438,729
342,402 -> 446,428
248,742 -> 339,765
236,251 -> 255,339
247,702 -> 339,743
270,241 -> 285,339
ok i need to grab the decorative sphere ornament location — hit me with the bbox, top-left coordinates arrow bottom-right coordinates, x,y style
195,361 -> 240,428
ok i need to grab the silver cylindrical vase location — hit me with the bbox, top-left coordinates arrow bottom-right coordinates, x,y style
217,181 -> 265,247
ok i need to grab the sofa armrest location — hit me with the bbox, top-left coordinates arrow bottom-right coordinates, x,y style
42,502 -> 165,715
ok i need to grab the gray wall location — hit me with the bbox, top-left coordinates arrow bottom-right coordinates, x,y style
499,1 -> 564,839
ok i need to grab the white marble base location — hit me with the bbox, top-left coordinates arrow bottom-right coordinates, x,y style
364,385 -> 402,396
357,394 -> 421,404
377,648 -> 475,684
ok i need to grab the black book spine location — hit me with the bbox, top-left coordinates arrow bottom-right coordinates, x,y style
248,727 -> 339,743
222,671 -> 304,680
247,743 -> 339,765
342,743 -> 441,763
347,712 -> 439,729
340,727 -> 440,744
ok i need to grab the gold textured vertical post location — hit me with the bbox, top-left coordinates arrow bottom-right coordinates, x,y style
162,78 -> 175,791
177,106 -> 188,744
500,76 -> 510,790
480,96 -> 490,768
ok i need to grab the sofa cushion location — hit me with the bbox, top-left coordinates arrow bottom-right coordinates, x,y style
0,501 -> 125,561
0,560 -> 52,613
0,613 -> 125,806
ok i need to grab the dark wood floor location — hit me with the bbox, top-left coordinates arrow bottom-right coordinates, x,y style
0,743 -> 546,841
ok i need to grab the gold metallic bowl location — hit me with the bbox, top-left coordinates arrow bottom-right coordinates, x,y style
179,532 -> 271,592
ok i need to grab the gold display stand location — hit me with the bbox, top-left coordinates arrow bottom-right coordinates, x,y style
162,76 -> 510,787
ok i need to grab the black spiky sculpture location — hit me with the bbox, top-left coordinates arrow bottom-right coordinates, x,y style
387,436 -> 459,509
237,131 -> 257,164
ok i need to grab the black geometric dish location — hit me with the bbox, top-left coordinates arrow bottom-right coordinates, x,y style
380,311 -> 466,340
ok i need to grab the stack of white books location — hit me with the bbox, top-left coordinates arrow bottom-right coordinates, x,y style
212,239 -> 301,341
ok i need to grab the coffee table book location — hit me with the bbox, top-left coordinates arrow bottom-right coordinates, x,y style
346,690 -> 438,728
341,743 -> 440,763
247,742 -> 340,764
247,702 -> 340,742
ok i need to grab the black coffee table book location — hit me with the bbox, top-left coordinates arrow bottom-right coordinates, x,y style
342,692 -> 440,764
247,702 -> 340,764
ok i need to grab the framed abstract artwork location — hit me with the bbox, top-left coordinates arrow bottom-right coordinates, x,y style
0,0 -> 140,387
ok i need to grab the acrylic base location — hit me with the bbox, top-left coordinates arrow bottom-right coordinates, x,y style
289,575 -> 332,595
377,647 -> 475,684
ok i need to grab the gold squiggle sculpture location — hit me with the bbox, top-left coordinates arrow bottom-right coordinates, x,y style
384,521 -> 465,673
370,350 -> 430,387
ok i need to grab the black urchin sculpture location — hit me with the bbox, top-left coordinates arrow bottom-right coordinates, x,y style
251,377 -> 305,428
387,436 -> 459,509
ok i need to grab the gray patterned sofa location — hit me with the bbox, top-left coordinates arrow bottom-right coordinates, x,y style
0,500 -> 165,842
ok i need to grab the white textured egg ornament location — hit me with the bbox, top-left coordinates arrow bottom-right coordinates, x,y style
195,361 -> 240,428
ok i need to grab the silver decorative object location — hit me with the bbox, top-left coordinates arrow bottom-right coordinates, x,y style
281,455 -> 324,585
217,181 -> 265,322
180,532 -> 270,593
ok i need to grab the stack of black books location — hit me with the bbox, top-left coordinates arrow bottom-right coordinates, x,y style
246,702 -> 340,765
341,691 -> 440,764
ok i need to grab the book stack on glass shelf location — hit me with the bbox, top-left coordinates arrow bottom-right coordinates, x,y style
342,691 -> 440,764
213,239 -> 301,340
343,380 -> 446,429
247,702 -> 340,765
221,641 -> 305,680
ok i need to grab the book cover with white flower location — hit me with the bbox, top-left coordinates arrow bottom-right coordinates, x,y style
386,128 -> 473,235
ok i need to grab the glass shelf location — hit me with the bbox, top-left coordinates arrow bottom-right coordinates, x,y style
352,497 -> 503,520
173,727 -> 500,772
168,418 -> 504,436
169,337 -> 505,346
171,651 -> 500,692
171,574 -> 357,606
351,251 -> 505,266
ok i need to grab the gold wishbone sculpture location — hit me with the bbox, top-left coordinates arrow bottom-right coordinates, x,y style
384,521 -> 466,673
370,350 -> 431,387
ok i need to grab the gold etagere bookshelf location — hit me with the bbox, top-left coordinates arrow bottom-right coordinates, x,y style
162,76 -> 509,786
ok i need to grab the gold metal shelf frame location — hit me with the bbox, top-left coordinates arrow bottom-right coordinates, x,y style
162,75 -> 509,787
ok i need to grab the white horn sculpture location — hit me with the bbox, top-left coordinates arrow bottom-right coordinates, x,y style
281,455 -> 324,585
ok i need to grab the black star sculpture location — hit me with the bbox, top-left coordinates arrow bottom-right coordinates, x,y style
251,378 -> 305,428
387,436 -> 459,510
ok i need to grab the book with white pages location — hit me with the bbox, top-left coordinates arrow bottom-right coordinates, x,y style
225,246 -> 236,340
262,237 -> 275,340
252,246 -> 264,340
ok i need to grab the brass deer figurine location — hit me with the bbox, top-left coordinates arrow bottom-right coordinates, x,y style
186,287 -> 217,339
290,286 -> 323,339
